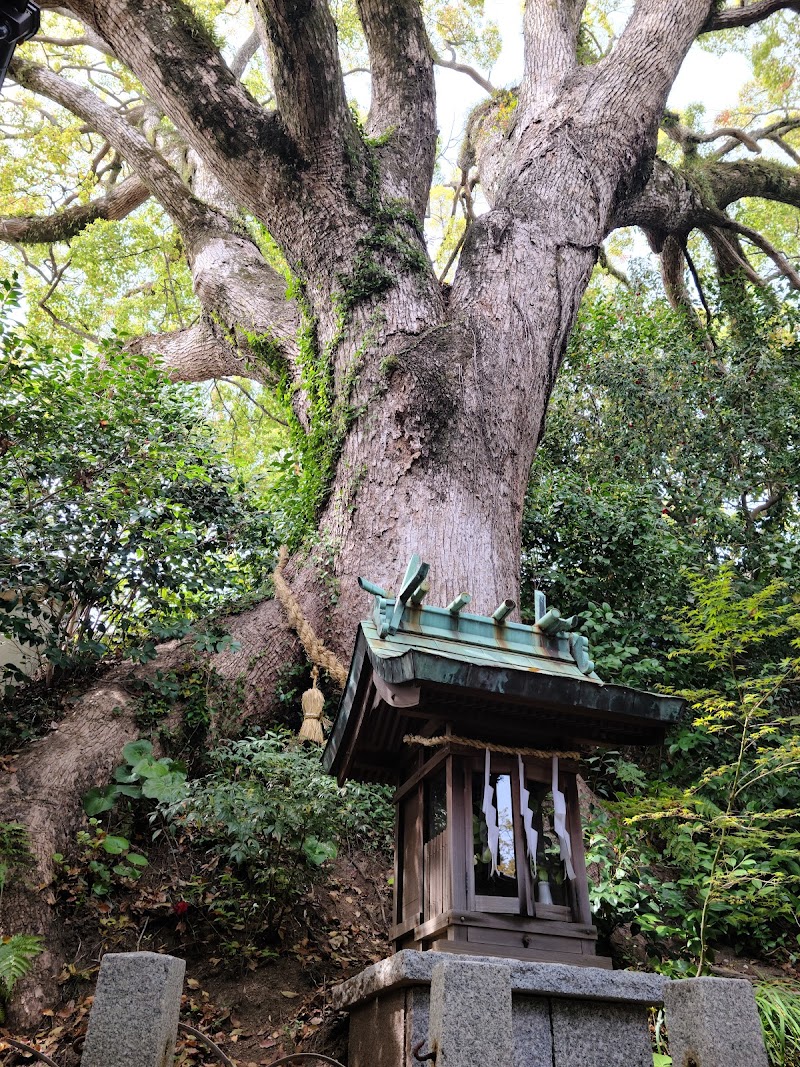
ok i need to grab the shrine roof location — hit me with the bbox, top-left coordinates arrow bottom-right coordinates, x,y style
321,555 -> 684,783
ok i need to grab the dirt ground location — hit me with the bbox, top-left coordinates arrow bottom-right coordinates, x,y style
1,849 -> 392,1067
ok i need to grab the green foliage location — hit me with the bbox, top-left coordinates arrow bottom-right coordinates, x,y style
161,730 -> 392,931
0,276 -> 274,694
83,738 -> 188,816
527,282 -> 800,972
524,284 -> 800,686
587,572 -> 800,970
424,0 -> 501,71
64,818 -> 148,897
0,934 -> 43,1016
0,821 -> 34,893
755,980 -> 800,1067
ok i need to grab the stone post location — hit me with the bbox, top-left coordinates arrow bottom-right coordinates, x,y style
80,951 -> 186,1067
664,977 -> 769,1067
428,958 -> 513,1067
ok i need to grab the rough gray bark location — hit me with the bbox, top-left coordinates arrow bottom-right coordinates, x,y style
2,0 -> 799,1027
0,678 -> 140,1021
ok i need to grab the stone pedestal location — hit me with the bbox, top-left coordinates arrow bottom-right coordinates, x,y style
331,951 -> 665,1067
80,951 -> 185,1067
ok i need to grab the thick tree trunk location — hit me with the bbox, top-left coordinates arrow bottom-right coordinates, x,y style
0,677 -> 139,1028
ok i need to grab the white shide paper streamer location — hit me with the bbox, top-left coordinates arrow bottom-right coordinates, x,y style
481,748 -> 500,876
517,754 -> 538,878
551,755 -> 575,881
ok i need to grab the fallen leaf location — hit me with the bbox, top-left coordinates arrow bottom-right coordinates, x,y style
280,990 -> 299,998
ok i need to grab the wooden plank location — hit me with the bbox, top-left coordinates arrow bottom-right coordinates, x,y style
423,830 -> 448,922
393,801 -> 402,926
474,894 -> 520,914
412,910 -> 597,943
402,787 -> 423,926
338,678 -> 375,782
534,903 -> 572,922
565,774 -> 593,926
467,926 -> 585,955
393,745 -> 450,804
390,915 -> 420,941
447,756 -> 468,915
509,760 -> 532,916
452,909 -> 597,934
427,941 -> 614,969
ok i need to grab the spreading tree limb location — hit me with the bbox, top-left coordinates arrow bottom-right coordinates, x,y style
64,0 -> 297,219
0,175 -> 149,244
703,0 -> 800,32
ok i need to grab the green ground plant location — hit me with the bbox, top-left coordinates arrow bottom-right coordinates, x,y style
756,980 -> 800,1067
0,935 -> 43,1020
82,738 -> 188,817
160,730 -> 393,935
57,819 -> 149,898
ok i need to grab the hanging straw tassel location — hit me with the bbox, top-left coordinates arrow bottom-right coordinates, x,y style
299,666 -> 326,744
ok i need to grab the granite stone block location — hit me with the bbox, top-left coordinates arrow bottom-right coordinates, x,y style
512,995 -> 553,1067
348,989 -> 405,1067
330,950 -> 666,1010
429,958 -> 513,1067
406,984 -> 430,1062
664,977 -> 769,1067
81,951 -> 185,1067
550,997 -> 653,1067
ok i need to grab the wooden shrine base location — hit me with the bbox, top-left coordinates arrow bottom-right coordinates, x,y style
393,908 -> 611,968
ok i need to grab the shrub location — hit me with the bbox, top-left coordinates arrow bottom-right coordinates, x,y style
0,274 -> 274,695
161,731 -> 392,931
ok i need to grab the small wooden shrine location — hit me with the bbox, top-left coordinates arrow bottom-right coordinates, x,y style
322,555 -> 683,967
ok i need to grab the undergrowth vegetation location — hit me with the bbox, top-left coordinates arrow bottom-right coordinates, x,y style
528,283 -> 800,1062
51,727 -> 393,970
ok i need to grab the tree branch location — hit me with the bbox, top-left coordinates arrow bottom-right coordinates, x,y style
597,246 -> 630,286
9,57 -> 217,237
705,158 -> 800,212
220,377 -> 288,425
254,0 -> 351,150
660,233 -> 714,348
702,0 -> 800,32
0,175 -> 149,245
749,488 -> 786,518
714,215 -> 800,288
522,0 -> 586,106
599,0 -> 710,128
64,0 -> 298,218
357,0 -> 437,216
614,156 -> 800,238
128,319 -> 252,383
704,225 -> 764,287
229,27 -> 260,80
10,58 -> 301,380
433,50 -> 495,95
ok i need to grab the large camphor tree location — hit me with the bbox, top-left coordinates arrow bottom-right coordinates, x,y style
1,0 -> 799,1025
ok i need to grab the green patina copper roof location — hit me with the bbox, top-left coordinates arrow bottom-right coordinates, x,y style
322,555 -> 684,783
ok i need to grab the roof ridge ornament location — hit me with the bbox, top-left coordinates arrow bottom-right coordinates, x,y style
356,555 -> 595,676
